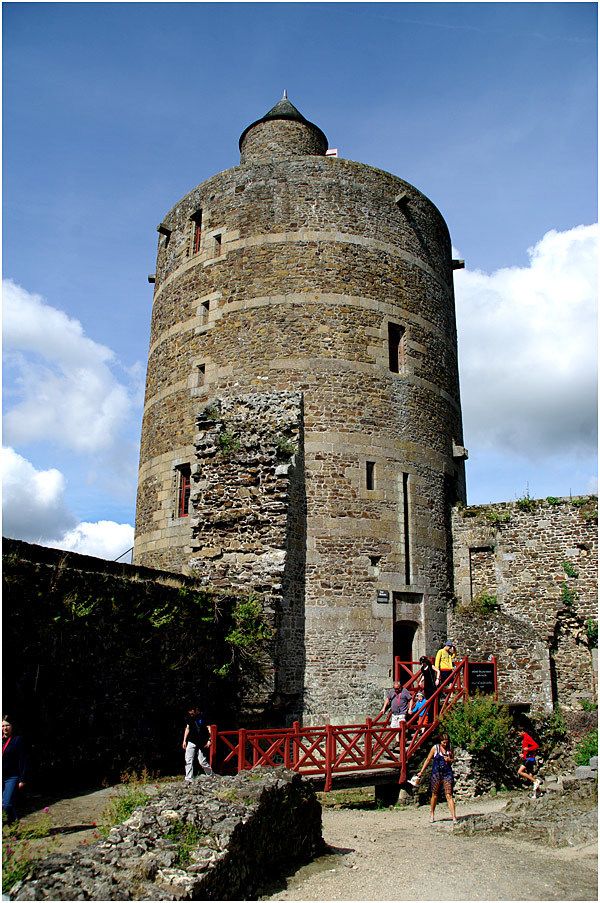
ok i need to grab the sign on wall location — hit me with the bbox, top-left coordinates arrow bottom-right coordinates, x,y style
467,662 -> 495,694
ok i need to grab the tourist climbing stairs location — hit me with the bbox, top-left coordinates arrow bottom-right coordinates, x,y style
209,656 -> 497,791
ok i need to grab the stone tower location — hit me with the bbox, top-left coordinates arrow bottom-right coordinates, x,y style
134,95 -> 467,724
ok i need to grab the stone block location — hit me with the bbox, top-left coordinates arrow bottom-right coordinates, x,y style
574,766 -> 594,780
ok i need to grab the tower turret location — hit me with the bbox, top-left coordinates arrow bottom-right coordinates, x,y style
239,93 -> 328,163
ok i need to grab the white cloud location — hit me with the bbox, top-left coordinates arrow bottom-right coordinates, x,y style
2,279 -> 132,453
2,447 -> 134,560
455,224 -> 598,459
45,521 -> 134,562
1,446 -> 76,541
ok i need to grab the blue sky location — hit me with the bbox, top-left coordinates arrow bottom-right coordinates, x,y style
3,2 -> 597,559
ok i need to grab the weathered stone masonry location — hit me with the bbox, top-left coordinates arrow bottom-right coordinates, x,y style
451,497 -> 597,712
133,96 -> 467,724
189,392 -> 306,719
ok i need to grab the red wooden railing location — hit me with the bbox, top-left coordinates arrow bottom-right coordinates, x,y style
209,657 -> 496,791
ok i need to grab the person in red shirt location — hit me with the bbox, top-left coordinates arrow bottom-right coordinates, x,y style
517,727 -> 542,797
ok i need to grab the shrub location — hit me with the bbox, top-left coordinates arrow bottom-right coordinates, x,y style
218,431 -> 241,455
515,491 -> 536,512
585,618 -> 598,649
216,593 -> 274,677
574,729 -> 598,766
546,706 -> 568,742
441,695 -> 512,761
562,560 -> 578,578
485,509 -> 511,524
545,497 -> 561,506
275,435 -> 297,458
560,582 -> 577,607
580,699 -> 598,713
471,591 -> 500,615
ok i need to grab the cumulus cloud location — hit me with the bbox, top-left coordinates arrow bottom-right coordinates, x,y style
45,521 -> 134,562
3,279 -> 132,453
2,447 -> 133,560
454,224 -> 598,459
1,446 -> 76,541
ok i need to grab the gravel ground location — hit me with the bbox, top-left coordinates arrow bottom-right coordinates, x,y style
263,795 -> 598,902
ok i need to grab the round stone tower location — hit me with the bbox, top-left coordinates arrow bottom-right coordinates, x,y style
134,95 -> 467,724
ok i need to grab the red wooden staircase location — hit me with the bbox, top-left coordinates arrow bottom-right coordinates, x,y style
209,657 -> 497,790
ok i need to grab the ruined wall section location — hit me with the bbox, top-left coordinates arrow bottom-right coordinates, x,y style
188,392 -> 305,721
451,497 -> 598,711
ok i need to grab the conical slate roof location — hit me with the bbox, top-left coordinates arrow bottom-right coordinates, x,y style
239,93 -> 328,150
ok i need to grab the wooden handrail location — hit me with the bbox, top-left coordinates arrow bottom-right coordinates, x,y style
209,657 -> 497,788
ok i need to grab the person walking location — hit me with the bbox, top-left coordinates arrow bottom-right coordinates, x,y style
434,641 -> 455,689
2,716 -> 27,823
415,733 -> 458,823
379,681 -> 412,728
418,656 -> 436,699
516,727 -> 542,797
183,705 -> 214,780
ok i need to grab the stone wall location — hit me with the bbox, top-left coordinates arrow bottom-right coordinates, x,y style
12,770 -> 322,901
2,540 -> 243,788
189,391 -> 305,721
451,497 -> 598,711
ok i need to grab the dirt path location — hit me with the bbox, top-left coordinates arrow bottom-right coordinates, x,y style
16,787 -> 598,901
264,798 -> 598,902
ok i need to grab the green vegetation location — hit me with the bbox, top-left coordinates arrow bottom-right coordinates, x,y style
570,496 -> 598,522
562,560 -> 578,578
574,728 -> 598,766
165,821 -> 211,868
275,435 -> 297,458
218,431 -> 241,455
571,496 -> 589,508
545,497 -> 561,506
2,838 -> 33,894
204,403 -> 220,421
546,706 -> 568,742
441,695 -> 512,761
215,593 -> 274,677
472,591 -> 500,616
99,784 -> 151,838
580,699 -> 598,713
318,787 -> 375,810
459,590 -> 499,617
515,491 -> 536,512
484,508 -> 511,524
2,812 -> 53,894
559,582 -> 577,607
585,618 -> 598,649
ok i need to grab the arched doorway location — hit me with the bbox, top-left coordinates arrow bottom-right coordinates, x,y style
393,620 -> 419,668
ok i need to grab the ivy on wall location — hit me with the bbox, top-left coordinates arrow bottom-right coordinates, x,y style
2,542 -> 272,789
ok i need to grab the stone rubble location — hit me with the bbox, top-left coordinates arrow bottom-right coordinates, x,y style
454,771 -> 597,848
11,769 -> 323,901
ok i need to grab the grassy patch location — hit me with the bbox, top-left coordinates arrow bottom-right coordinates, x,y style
318,787 -> 375,809
164,821 -> 211,868
99,784 -> 151,838
574,728 -> 598,766
2,812 -> 53,894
